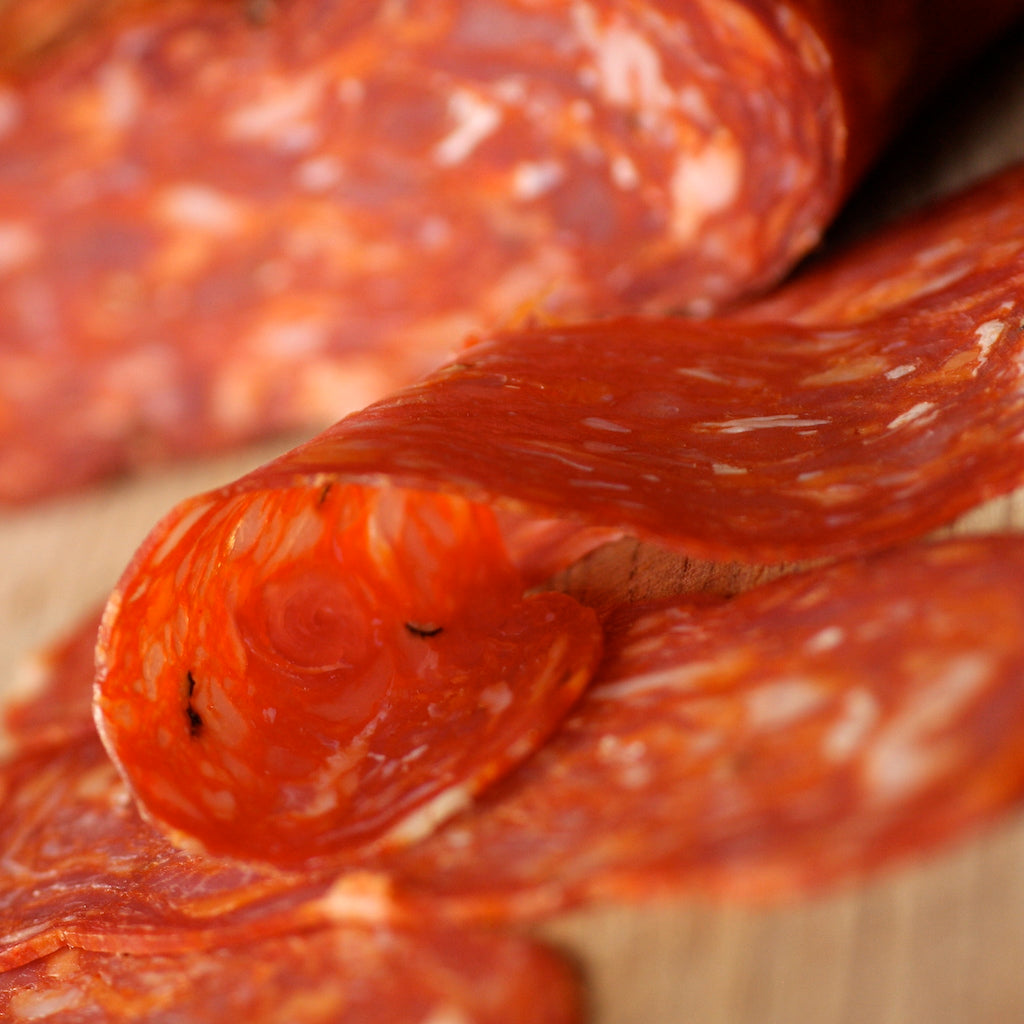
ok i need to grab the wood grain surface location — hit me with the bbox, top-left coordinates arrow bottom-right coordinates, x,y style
2,17 -> 1024,1024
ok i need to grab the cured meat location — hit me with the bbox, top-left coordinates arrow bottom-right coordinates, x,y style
0,540 -> 593,969
376,536 -> 1024,912
0,924 -> 583,1024
3,0 -> 1022,504
741,160 -> 1024,326
0,729 -> 343,969
0,605 -> 584,970
0,0 -> 169,77
14,538 -> 1024,968
95,160 -> 1024,869
96,486 -> 602,866
1,609 -> 100,758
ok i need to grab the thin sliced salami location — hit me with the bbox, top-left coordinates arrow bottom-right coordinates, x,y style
0,924 -> 583,1024
1,609 -> 100,758
742,160 -> 1024,326
0,730 -> 342,970
95,163 -> 1024,868
375,536 -> 1024,912
96,486 -> 601,867
3,0 -> 1022,503
18,537 -> 1024,966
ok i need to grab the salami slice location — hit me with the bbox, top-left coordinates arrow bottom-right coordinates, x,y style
741,160 -> 1024,326
95,161 -> 1024,868
14,536 -> 1024,970
0,924 -> 583,1024
0,729 -> 344,970
3,0 -> 1022,504
375,536 -> 1024,913
1,609 -> 100,758
96,486 -> 602,867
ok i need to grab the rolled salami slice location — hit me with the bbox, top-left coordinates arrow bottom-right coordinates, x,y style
0,923 -> 583,1024
377,536 -> 1024,913
3,0 -> 1021,503
95,485 -> 602,867
96,163 -> 1024,868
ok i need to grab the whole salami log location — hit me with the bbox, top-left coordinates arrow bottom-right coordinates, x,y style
2,0 -> 1022,504
95,161 -> 1024,870
0,0 -> 168,77
0,923 -> 583,1024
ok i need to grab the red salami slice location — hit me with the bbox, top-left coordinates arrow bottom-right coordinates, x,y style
95,162 -> 1024,869
27,539 -> 1024,965
0,924 -> 583,1024
0,730 -> 346,970
374,536 -> 1024,913
96,486 -> 601,867
1,609 -> 101,758
2,0 -> 1021,504
741,160 -> 1024,326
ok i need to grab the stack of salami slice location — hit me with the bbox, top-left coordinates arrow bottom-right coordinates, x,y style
4,1 -> 1024,1020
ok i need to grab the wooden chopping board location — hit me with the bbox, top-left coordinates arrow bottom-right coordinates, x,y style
2,19 -> 1024,1024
